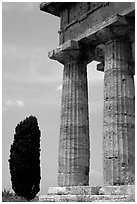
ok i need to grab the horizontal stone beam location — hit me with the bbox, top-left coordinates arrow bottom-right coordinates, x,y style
48,15 -> 133,64
76,14 -> 131,46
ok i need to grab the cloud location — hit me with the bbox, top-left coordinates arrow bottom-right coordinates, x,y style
56,84 -> 62,91
3,43 -> 62,85
16,100 -> 24,107
3,99 -> 25,108
4,99 -> 13,106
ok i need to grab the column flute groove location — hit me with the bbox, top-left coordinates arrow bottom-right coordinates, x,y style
57,45 -> 90,186
103,39 -> 135,185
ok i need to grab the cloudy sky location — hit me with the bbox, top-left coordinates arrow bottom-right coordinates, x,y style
2,2 -> 104,195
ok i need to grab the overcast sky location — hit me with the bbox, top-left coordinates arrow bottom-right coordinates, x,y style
2,2 -> 104,195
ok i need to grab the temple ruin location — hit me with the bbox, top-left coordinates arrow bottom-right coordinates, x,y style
39,2 -> 135,202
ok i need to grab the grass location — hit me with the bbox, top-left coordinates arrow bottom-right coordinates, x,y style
2,189 -> 39,202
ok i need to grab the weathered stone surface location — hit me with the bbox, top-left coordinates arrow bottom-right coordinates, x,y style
39,185 -> 135,202
39,194 -> 134,202
40,2 -> 135,191
58,49 -> 90,186
40,3 -> 134,45
99,185 -> 135,196
48,186 -> 101,195
48,39 -> 104,64
103,39 -> 135,185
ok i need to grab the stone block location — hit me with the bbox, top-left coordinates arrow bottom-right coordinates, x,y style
39,194 -> 133,202
48,186 -> 101,195
99,185 -> 135,196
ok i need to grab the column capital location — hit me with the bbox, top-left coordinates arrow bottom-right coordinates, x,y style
96,24 -> 134,44
48,40 -> 104,65
48,40 -> 81,64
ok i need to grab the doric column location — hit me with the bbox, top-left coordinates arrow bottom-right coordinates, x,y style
49,40 -> 92,186
103,36 -> 135,185
58,59 -> 90,186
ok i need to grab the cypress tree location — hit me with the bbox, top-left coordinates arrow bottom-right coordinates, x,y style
9,116 -> 41,201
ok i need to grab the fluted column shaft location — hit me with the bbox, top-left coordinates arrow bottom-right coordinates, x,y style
103,39 -> 135,185
58,59 -> 90,186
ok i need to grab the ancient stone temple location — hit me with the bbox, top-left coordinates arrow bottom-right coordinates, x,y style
39,2 -> 135,202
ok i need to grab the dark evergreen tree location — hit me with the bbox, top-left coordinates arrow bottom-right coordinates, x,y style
9,116 -> 41,201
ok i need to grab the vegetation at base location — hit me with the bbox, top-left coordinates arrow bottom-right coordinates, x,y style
8,116 -> 41,201
2,189 -> 39,202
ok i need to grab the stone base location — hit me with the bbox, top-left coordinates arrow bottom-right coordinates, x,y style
99,185 -> 135,196
39,195 -> 134,202
48,186 -> 101,195
39,185 -> 135,202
